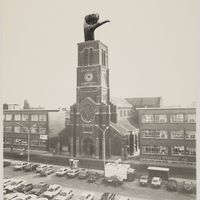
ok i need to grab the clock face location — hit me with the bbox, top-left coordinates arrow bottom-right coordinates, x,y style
84,72 -> 93,82
80,104 -> 95,123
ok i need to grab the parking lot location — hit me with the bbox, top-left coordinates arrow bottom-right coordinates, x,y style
4,159 -> 196,200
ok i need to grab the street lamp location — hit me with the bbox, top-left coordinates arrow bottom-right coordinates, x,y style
94,125 -> 109,174
15,123 -> 36,163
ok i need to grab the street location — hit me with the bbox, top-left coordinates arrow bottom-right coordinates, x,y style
3,159 -> 196,200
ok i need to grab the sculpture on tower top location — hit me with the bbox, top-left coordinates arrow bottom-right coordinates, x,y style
84,13 -> 110,41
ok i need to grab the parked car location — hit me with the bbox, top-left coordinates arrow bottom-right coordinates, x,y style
3,160 -> 11,167
77,192 -> 94,200
166,178 -> 178,191
36,198 -> 49,200
24,163 -> 40,172
182,181 -> 195,193
14,162 -> 28,170
36,164 -> 48,173
15,183 -> 34,193
100,192 -> 116,200
56,168 -> 69,177
40,166 -> 55,176
151,177 -> 162,188
54,188 -> 74,200
88,171 -> 99,183
4,179 -> 26,193
67,168 -> 80,178
3,178 -> 14,188
139,175 -> 149,186
118,196 -> 131,200
11,193 -> 37,200
78,169 -> 90,179
103,176 -> 123,187
29,182 -> 49,196
42,184 -> 62,199
4,192 -> 22,200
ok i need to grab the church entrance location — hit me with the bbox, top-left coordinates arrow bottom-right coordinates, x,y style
82,137 -> 95,157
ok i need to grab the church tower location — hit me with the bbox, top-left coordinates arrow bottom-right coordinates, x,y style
69,40 -> 112,159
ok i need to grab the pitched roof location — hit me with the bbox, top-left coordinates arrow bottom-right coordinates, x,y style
118,120 -> 138,132
110,97 -> 132,108
126,97 -> 161,108
110,120 -> 138,136
110,122 -> 128,135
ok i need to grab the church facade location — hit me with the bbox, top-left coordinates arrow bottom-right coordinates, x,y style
68,40 -> 139,160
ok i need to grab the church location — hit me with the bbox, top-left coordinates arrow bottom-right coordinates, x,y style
68,39 -> 139,160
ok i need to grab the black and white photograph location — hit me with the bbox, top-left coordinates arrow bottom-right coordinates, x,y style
1,0 -> 197,200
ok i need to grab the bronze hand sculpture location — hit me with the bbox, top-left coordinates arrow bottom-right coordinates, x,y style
84,13 -> 110,41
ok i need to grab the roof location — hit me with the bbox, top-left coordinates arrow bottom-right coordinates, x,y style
136,107 -> 196,110
110,122 -> 128,135
126,97 -> 161,108
110,120 -> 138,136
111,97 -> 132,108
118,120 -> 138,132
147,166 -> 169,172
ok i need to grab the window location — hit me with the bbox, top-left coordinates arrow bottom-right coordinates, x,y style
21,127 -> 29,133
154,130 -> 168,139
5,114 -> 12,121
142,130 -> 154,138
4,138 -> 12,144
31,139 -> 39,146
31,126 -> 38,133
89,48 -> 94,65
39,127 -> 46,134
13,139 -> 27,145
84,49 -> 89,66
141,115 -> 154,123
14,126 -> 21,133
154,146 -> 168,155
185,147 -> 196,156
142,146 -> 154,154
102,50 -> 106,66
22,114 -> 29,121
31,114 -> 38,121
83,125 -> 93,133
14,114 -> 21,121
185,131 -> 195,140
171,146 -> 185,156
170,114 -> 184,123
154,115 -> 167,123
185,114 -> 196,123
3,114 -> 5,120
120,110 -> 123,117
4,126 -> 12,132
124,110 -> 126,117
171,130 -> 184,139
39,114 -> 47,121
39,140 -> 47,147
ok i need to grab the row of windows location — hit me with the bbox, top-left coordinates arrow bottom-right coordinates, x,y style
4,126 -> 46,134
141,114 -> 196,123
142,146 -> 196,156
4,114 -> 47,122
142,130 -> 195,140
4,138 -> 47,147
119,109 -> 132,118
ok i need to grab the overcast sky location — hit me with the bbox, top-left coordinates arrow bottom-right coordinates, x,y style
2,0 -> 197,108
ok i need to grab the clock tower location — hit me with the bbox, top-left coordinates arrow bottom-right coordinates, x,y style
69,40 -> 112,159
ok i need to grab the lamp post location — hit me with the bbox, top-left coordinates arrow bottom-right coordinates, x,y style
94,125 -> 109,174
16,123 -> 36,163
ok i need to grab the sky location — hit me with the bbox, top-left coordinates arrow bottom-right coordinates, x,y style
2,0 -> 197,109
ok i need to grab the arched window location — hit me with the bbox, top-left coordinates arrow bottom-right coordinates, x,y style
89,48 -> 94,65
84,49 -> 89,66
